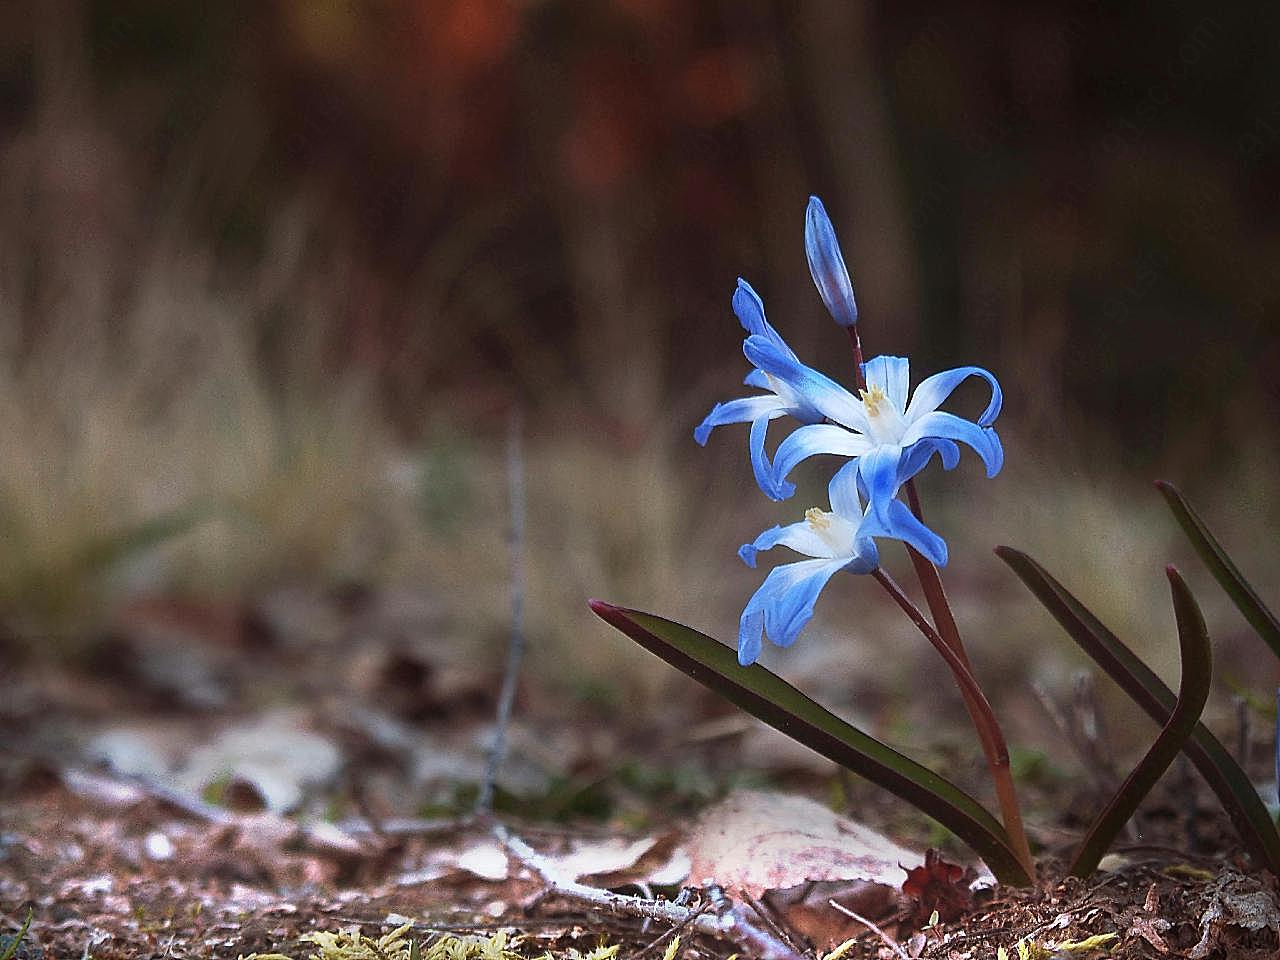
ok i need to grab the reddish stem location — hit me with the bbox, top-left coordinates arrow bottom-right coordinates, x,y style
872,569 -> 1034,876
846,327 -> 866,391
902,479 -> 972,672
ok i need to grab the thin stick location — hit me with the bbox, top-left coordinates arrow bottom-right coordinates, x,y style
827,900 -> 909,960
495,823 -> 711,927
478,407 -> 527,815
59,767 -> 368,857
741,892 -> 807,957
494,825 -> 805,960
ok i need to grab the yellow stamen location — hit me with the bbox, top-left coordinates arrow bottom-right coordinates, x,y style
805,507 -> 831,530
859,385 -> 887,416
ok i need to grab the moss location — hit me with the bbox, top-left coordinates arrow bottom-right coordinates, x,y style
240,926 -> 645,960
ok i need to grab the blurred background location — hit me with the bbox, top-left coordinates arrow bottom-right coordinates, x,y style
1,0 -> 1278,820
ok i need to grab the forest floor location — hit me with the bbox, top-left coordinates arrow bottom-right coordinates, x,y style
2,583 -> 1278,960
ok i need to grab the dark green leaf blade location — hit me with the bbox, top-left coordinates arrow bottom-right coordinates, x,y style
1069,566 -> 1213,876
1156,480 -> 1280,660
588,599 -> 1033,886
995,546 -> 1280,873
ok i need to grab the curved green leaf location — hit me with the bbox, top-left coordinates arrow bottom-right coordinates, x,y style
995,546 -> 1280,874
588,600 -> 1034,885
1069,566 -> 1213,876
1156,480 -> 1280,660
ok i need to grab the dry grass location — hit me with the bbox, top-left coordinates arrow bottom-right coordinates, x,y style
0,88 -> 1274,728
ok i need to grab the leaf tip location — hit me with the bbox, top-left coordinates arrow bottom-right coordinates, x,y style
1164,563 -> 1183,584
587,598 -> 619,617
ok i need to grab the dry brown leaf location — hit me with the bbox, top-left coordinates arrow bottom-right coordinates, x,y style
685,790 -> 923,897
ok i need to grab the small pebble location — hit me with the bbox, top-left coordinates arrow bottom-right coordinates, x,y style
144,832 -> 174,861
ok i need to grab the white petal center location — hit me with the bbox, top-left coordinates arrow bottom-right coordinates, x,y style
805,507 -> 857,556
858,385 -> 907,445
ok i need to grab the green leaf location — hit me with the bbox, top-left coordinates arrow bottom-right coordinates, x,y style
995,546 -> 1280,874
1068,566 -> 1212,876
588,600 -> 1034,885
1156,480 -> 1280,660
0,910 -> 33,960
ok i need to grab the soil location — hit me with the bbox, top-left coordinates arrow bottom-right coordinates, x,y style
2,589 -> 1278,960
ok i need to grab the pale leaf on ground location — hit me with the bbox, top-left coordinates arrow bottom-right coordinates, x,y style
685,790 -> 924,898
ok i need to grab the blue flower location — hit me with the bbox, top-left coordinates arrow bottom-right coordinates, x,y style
696,194 -> 1005,569
694,278 -> 828,499
751,346 -> 1003,565
805,196 -> 859,327
736,462 -> 908,665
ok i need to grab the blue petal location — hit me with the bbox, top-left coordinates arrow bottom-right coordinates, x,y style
742,335 -> 869,431
827,459 -> 864,520
856,444 -> 904,522
905,365 -> 1003,427
738,517 -> 832,567
827,462 -> 881,568
749,415 -> 794,500
844,543 -> 881,574
862,356 -> 910,412
694,395 -> 788,446
738,557 -> 848,663
744,369 -> 771,389
850,443 -> 949,563
896,438 -> 960,486
858,498 -> 949,566
737,609 -> 765,666
769,424 -> 873,500
902,411 -> 1004,477
987,427 -> 1004,474
805,196 -> 859,327
732,279 -> 797,359
762,559 -> 849,648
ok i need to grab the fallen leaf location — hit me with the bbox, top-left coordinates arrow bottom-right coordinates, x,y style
901,849 -> 975,923
455,841 -> 510,880
1189,870 -> 1280,959
685,790 -> 923,897
176,709 -> 342,813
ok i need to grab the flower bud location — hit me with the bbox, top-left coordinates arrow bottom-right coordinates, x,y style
805,195 -> 859,327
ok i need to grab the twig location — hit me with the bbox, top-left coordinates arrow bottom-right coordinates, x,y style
478,407 -> 528,816
1068,671 -> 1135,842
61,767 -> 234,826
827,900 -> 909,960
495,823 -> 711,927
741,892 -> 808,958
339,815 -> 480,837
1071,671 -> 1118,782
493,824 -> 806,960
1030,681 -> 1114,790
59,766 -> 368,857
632,898 -> 696,960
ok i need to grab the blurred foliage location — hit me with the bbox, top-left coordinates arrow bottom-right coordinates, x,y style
0,1 -> 1273,465
0,0 -> 1275,691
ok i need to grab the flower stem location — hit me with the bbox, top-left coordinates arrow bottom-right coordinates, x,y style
902,479 -> 971,671
872,569 -> 1035,878
846,327 -> 866,390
